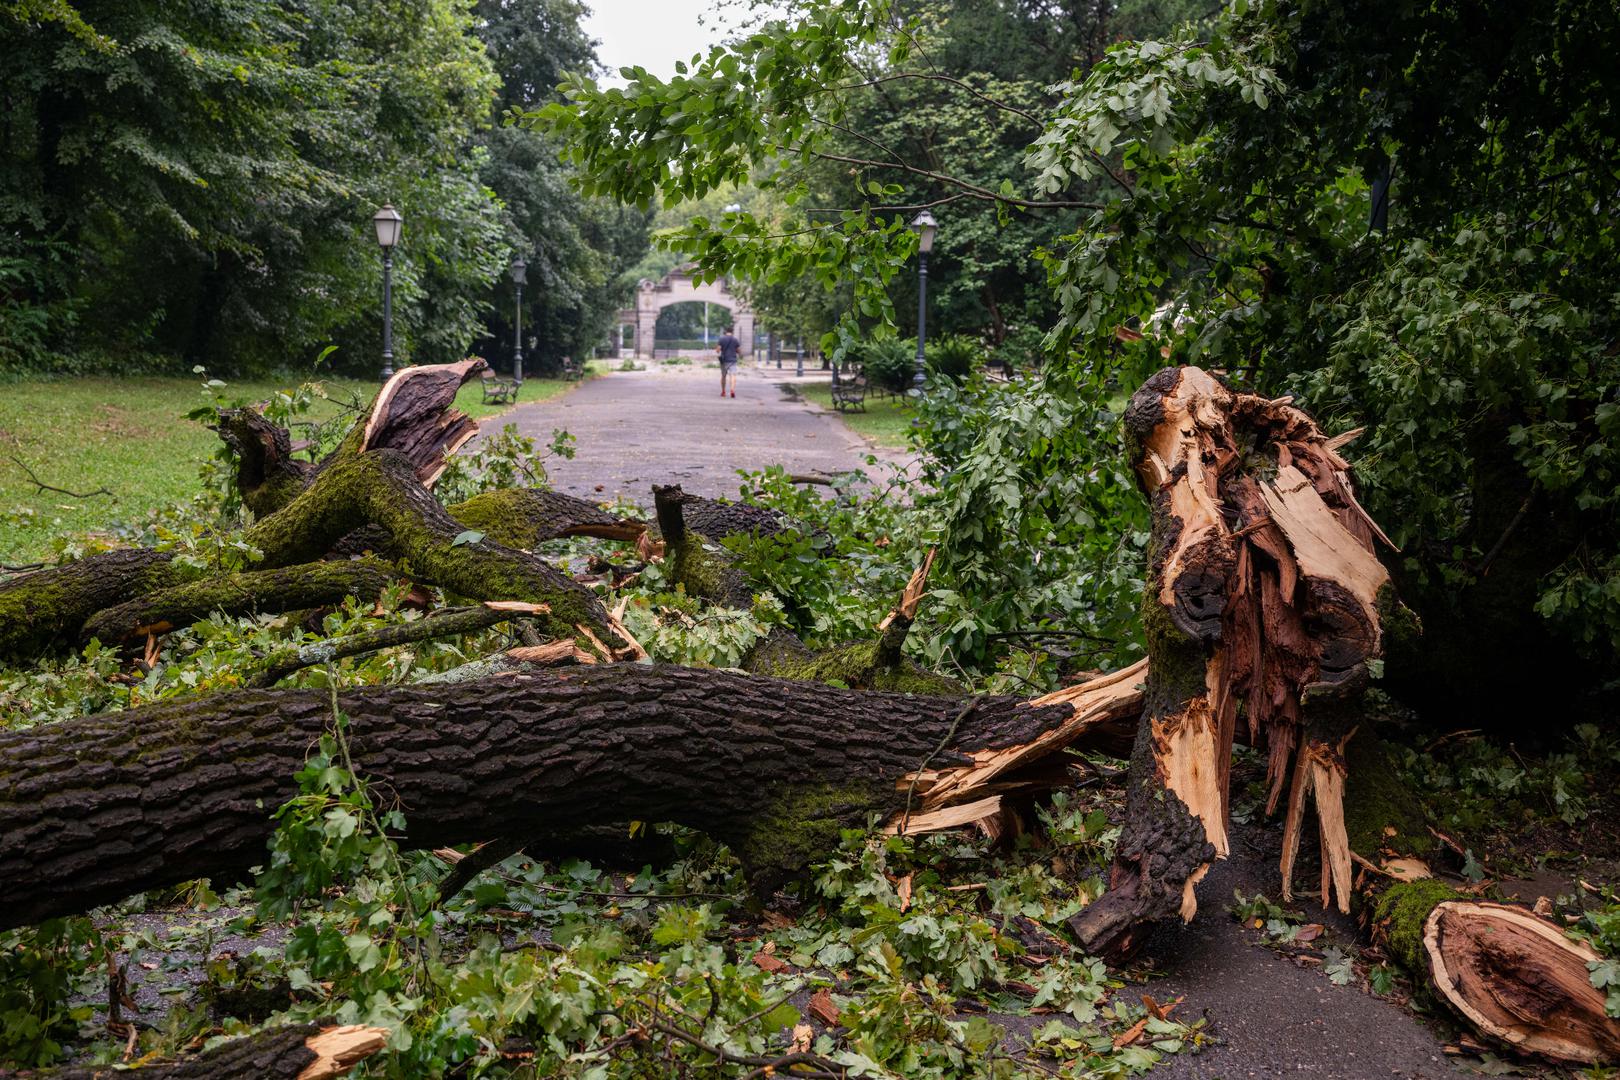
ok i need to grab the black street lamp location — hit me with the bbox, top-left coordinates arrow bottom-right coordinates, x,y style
911,210 -> 938,394
509,256 -> 527,384
373,204 -> 403,382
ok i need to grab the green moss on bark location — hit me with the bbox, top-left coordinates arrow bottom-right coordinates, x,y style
1343,732 -> 1433,860
1374,878 -> 1459,973
751,640 -> 961,694
727,782 -> 893,887
0,549 -> 189,660
82,559 -> 394,645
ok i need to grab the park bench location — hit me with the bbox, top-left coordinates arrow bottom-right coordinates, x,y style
560,355 -> 583,380
479,370 -> 519,405
830,363 -> 867,412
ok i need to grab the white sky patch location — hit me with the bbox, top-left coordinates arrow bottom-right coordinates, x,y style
583,0 -> 787,85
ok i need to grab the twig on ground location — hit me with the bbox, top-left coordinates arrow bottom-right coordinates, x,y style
6,453 -> 114,499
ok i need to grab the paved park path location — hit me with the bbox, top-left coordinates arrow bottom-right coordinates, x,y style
480,362 -> 907,506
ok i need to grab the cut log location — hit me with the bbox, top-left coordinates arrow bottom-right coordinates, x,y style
1423,901 -> 1620,1065
17,1023 -> 388,1080
0,664 -> 1139,931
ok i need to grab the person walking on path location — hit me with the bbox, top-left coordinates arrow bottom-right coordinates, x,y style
716,325 -> 741,398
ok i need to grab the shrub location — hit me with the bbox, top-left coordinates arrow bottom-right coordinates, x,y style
925,334 -> 982,382
855,337 -> 915,393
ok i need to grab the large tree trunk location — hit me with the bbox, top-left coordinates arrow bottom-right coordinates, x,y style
0,664 -> 1139,932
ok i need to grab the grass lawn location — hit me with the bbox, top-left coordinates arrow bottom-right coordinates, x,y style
0,371 -> 590,563
792,381 -> 915,449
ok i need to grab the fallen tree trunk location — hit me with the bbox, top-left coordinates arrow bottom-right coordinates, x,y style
0,362 -> 630,661
0,663 -> 1139,931
0,549 -> 184,660
4,1023 -> 389,1080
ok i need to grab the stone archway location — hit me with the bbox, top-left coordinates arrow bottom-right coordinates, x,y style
617,268 -> 753,359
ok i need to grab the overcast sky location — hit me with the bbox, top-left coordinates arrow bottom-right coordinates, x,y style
583,0 -> 778,83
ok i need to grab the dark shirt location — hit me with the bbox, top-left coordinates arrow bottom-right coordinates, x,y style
717,333 -> 741,364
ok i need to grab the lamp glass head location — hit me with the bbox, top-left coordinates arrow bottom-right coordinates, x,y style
373,204 -> 403,248
509,257 -> 527,284
911,210 -> 938,254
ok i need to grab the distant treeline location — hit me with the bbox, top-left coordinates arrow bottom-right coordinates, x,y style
0,0 -> 649,379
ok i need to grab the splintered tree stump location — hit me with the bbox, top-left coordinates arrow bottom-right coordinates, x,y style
1072,367 -> 1394,959
0,664 -> 1142,931
1424,901 -> 1620,1065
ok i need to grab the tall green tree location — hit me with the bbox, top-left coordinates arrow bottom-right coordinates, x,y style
472,0 -> 649,376
0,0 -> 508,375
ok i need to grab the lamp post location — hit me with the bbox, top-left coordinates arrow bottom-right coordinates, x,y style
373,204 -> 403,381
509,256 -> 527,384
910,210 -> 937,395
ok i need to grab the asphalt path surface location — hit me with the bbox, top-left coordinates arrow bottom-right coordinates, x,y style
483,362 -> 909,507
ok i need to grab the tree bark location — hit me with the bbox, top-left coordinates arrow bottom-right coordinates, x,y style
447,488 -> 647,549
6,1023 -> 388,1080
237,450 -> 610,638
0,549 -> 183,661
0,664 -> 1135,931
246,601 -> 534,688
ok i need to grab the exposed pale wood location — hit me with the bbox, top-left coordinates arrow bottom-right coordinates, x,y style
506,641 -> 597,665
885,795 -> 1003,836
1079,366 -> 1397,957
360,358 -> 486,483
484,600 -> 552,613
878,547 -> 937,630
1279,732 -> 1355,912
296,1025 -> 391,1080
1261,464 -> 1389,616
901,658 -> 1146,812
1150,694 -> 1229,859
1383,857 -> 1431,881
1323,426 -> 1365,451
1423,901 -> 1620,1065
